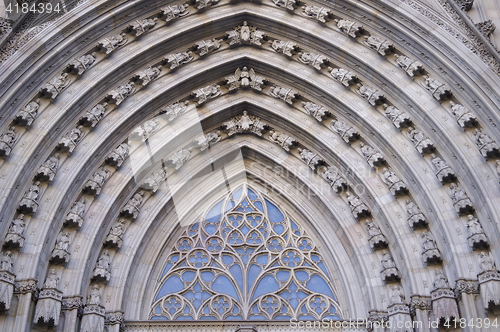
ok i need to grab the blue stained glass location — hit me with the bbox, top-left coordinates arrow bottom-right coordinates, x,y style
275,315 -> 291,320
201,271 -> 214,282
175,316 -> 193,320
306,275 -> 335,299
151,315 -> 168,320
250,315 -> 266,320
253,275 -> 279,300
222,255 -> 234,265
311,255 -> 320,262
256,255 -> 268,265
273,224 -> 284,234
324,315 -> 340,320
226,201 -> 235,211
230,264 -> 244,291
266,200 -> 284,223
241,225 -> 249,234
299,315 -> 315,320
276,270 -> 289,282
182,271 -> 195,282
155,305 -> 161,314
205,224 -> 216,235
318,262 -> 330,277
184,306 -> 190,314
248,264 -> 261,291
156,275 -> 184,300
248,189 -> 258,200
295,270 -> 309,281
227,315 -> 243,320
161,263 -> 173,278
212,275 -> 239,300
206,200 -> 223,223
255,201 -> 264,211
232,188 -> 243,200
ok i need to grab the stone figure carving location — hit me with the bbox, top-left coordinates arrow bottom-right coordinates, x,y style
448,101 -> 477,128
168,149 -> 192,170
298,148 -> 324,170
105,219 -> 125,248
4,214 -> 25,248
455,0 -> 473,11
477,251 -> 500,310
270,39 -> 299,57
407,126 -> 434,154
268,130 -> 297,152
0,251 -> 15,311
39,73 -> 70,99
57,125 -> 84,153
430,269 -> 459,323
0,251 -> 13,272
14,99 -> 40,126
223,111 -> 267,137
105,143 -> 130,168
97,33 -> 127,54
194,38 -> 222,56
321,167 -> 347,193
475,20 -> 496,40
79,103 -> 107,128
329,67 -> 358,87
479,252 -> 496,272
346,192 -> 370,219
35,154 -> 59,182
224,67 -> 266,91
474,129 -> 499,159
194,131 -> 221,151
330,119 -> 359,143
159,101 -> 189,121
34,268 -> 63,326
360,142 -> 385,167
226,22 -> 266,46
193,0 -> 219,9
302,101 -> 327,122
431,154 -> 456,183
448,183 -> 474,215
394,54 -> 423,77
383,104 -> 411,129
164,52 -> 193,70
298,52 -> 327,70
54,231 -> 70,252
130,119 -> 160,142
301,5 -> 331,23
334,19 -> 363,38
51,231 -> 71,264
366,219 -> 388,250
161,3 -> 189,22
18,182 -> 41,214
132,66 -> 162,86
357,84 -> 385,106
106,82 -> 136,106
405,199 -> 427,229
83,167 -> 110,196
0,126 -> 17,157
270,86 -> 299,105
141,171 -> 165,194
433,269 -> 449,290
120,191 -> 144,219
67,53 -> 96,75
421,231 -> 442,264
88,285 -> 101,305
44,269 -> 59,289
466,215 -> 489,249
192,84 -> 222,105
381,168 -> 408,196
422,75 -> 452,101
381,250 -> 400,282
272,0 -> 296,10
93,250 -> 111,282
65,198 -> 86,228
127,18 -> 157,37
364,35 -> 394,56
390,285 -> 405,304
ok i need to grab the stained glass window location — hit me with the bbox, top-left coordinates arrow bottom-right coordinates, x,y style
150,185 -> 343,321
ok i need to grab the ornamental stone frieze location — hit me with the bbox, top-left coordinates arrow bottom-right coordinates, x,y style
193,131 -> 221,151
50,231 -> 71,264
381,168 -> 408,196
164,52 -> 193,70
407,126 -> 434,154
334,19 -> 363,38
422,76 -> 452,101
270,39 -> 299,57
394,54 -> 424,77
321,167 -> 348,193
159,101 -> 189,121
300,5 -> 332,23
167,149 -> 192,170
105,143 -> 130,168
4,215 -> 25,249
365,219 -> 388,250
298,52 -> 327,70
454,0 -> 474,11
223,111 -> 267,137
14,279 -> 38,298
431,154 -> 456,184
270,86 -> 299,105
97,33 -> 128,55
474,129 -> 500,159
224,67 -> 266,92
405,199 -> 427,229
267,130 -> 297,152
357,84 -> 385,106
130,119 -> 160,142
454,279 -> 479,299
193,38 -> 222,56
329,67 -> 358,87
302,101 -> 327,122
448,182 -> 474,215
34,270 -> 63,326
160,3 -> 189,22
132,66 -> 162,86
83,167 -> 111,196
0,251 -> 15,311
421,231 -> 442,265
106,82 -> 136,106
363,36 -> 394,56
449,101 -> 478,128
409,295 -> 432,317
61,296 -> 83,312
105,311 -> 125,329
193,0 -> 219,10
381,250 -> 400,282
329,119 -> 360,143
39,73 -> 70,100
56,125 -> 85,153
13,99 -> 40,126
346,192 -> 370,220
64,198 -> 86,228
477,252 -> 500,309
126,18 -> 157,37
383,104 -> 411,129
0,126 -> 17,157
360,143 -> 385,168
272,0 -> 297,11
18,181 -> 41,215
466,215 -> 489,249
120,191 -> 144,220
79,103 -> 107,128
475,20 -> 496,41
67,53 -> 96,76
298,148 -> 324,170
431,269 -> 460,323
35,154 -> 60,182
226,22 -> 266,46
191,84 -> 222,105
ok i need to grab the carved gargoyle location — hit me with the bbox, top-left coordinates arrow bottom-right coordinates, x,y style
14,99 -> 40,126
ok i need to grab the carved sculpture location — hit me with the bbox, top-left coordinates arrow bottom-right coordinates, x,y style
141,171 -> 165,193
159,101 -> 189,121
298,52 -> 327,70
51,231 -> 71,264
39,73 -> 70,99
268,130 -> 297,152
357,84 -> 385,106
81,285 -> 105,332
105,143 -> 130,168
67,53 -> 96,75
120,191 -> 144,219
474,129 -> 499,159
334,19 -> 363,38
301,5 -> 332,23
421,231 -> 442,264
4,215 -> 25,249
0,126 -> 17,157
321,167 -> 347,193
475,20 -> 496,41
0,251 -> 15,311
479,252 -> 496,273
272,0 -> 296,10
360,142 -> 385,167
477,252 -> 500,309
366,219 -> 388,250
226,22 -> 266,46
431,269 -> 459,324
298,148 -> 323,170
44,269 -> 59,289
161,3 -> 189,22
405,199 -> 427,229
330,119 -> 359,143
390,285 -> 405,304
97,33 -> 127,54
394,54 -> 423,77
65,198 -> 86,228
193,0 -> 219,10
383,104 -> 411,129
164,52 -> 193,70
56,125 -> 84,153
381,250 -> 400,282
105,219 -> 125,248
302,101 -> 327,122
346,192 -> 370,219
127,18 -> 157,37
14,99 -> 40,126
364,36 -> 394,56
407,126 -> 434,154
131,66 -> 162,86
106,82 -> 136,106
194,131 -> 221,151
35,154 -> 59,182
79,103 -> 107,128
422,75 -> 452,101
0,252 -> 13,273
224,67 -> 266,91
381,168 -> 408,196
449,101 -> 477,128
18,182 -> 41,214
430,154 -> 456,183
194,38 -> 222,56
223,111 -> 267,137
34,269 -> 63,326
270,86 -> 298,105
329,67 -> 358,87
82,167 -> 110,196
168,149 -> 192,170
270,39 -> 298,57
92,250 -> 111,282
192,84 -> 222,105
129,119 -> 159,142
466,215 -> 489,249
88,285 -> 101,305
455,0 -> 473,11
448,183 -> 474,215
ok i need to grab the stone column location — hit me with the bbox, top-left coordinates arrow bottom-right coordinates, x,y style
81,304 -> 105,332
431,288 -> 460,326
455,279 -> 480,331
367,310 -> 388,332
33,288 -> 63,326
409,295 -> 431,332
105,311 -> 124,332
388,303 -> 413,332
0,270 -> 15,311
478,270 -> 500,310
12,279 -> 38,332
59,295 -> 83,332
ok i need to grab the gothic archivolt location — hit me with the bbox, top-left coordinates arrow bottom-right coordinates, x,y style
0,0 -> 499,331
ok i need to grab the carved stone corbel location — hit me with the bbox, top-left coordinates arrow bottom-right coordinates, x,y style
394,54 -> 423,77
330,119 -> 359,143
298,148 -> 324,170
449,101 -> 477,128
79,103 -> 107,128
300,5 -> 332,23
13,99 -> 40,126
105,143 -> 130,168
334,19 -> 363,38
39,73 -> 70,99
383,104 -> 411,129
357,83 -> 385,106
321,167 -> 348,193
346,192 -> 370,220
302,101 -> 327,122
422,76 -> 452,101
329,67 -> 358,87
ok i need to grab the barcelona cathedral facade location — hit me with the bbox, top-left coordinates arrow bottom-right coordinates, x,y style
0,0 -> 500,330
